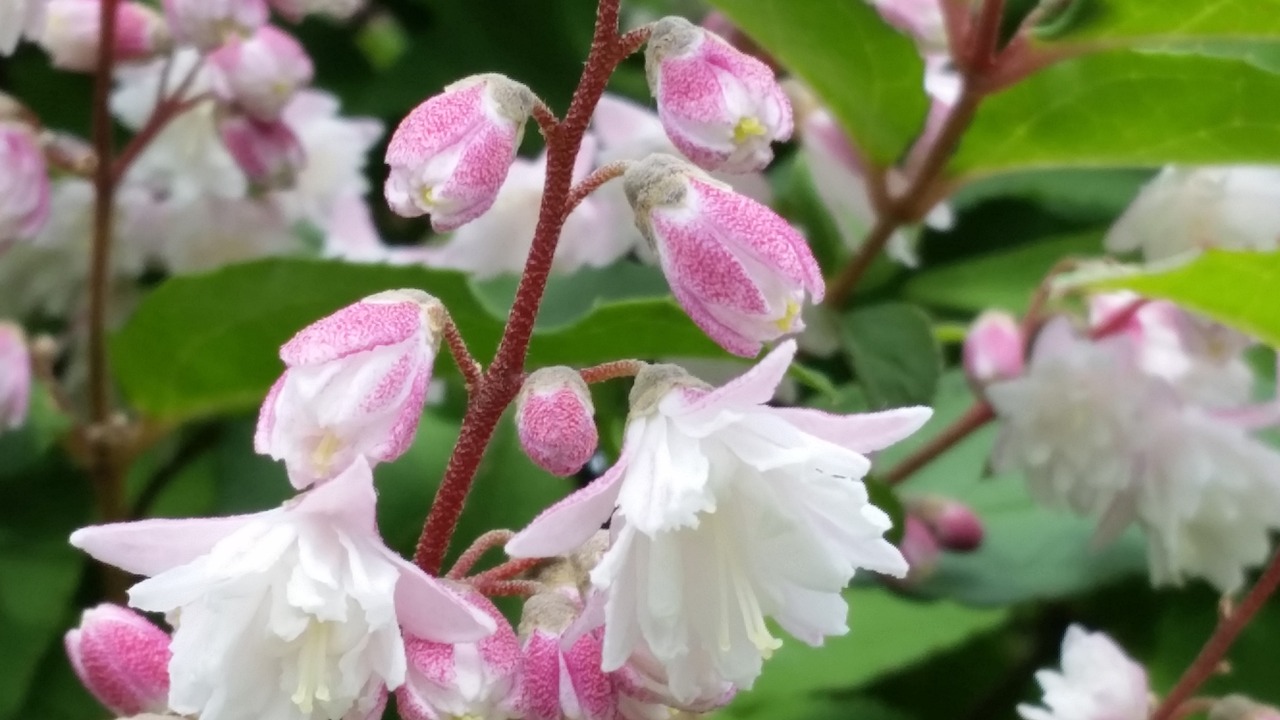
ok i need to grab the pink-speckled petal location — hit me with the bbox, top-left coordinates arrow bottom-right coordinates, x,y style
521,631 -> 562,720
386,82 -> 487,165
70,515 -> 258,577
517,378 -> 599,477
562,631 -> 618,720
506,443 -> 631,558
403,636 -> 456,688
64,604 -> 171,716
668,280 -> 761,358
368,360 -> 431,463
429,121 -> 520,232
390,555 -> 497,643
280,299 -> 423,367
769,406 -> 933,454
652,211 -> 769,314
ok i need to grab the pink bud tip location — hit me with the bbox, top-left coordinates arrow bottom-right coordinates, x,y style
516,367 -> 598,477
520,593 -> 619,720
209,26 -> 314,121
384,73 -> 534,231
910,496 -> 985,553
963,310 -> 1025,387
64,604 -> 171,717
38,0 -> 168,72
218,114 -> 306,189
898,515 -> 941,583
0,322 -> 30,430
0,122 -> 50,250
699,11 -> 782,73
645,16 -> 792,173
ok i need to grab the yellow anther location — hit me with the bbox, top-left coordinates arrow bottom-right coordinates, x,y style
311,432 -> 342,475
732,117 -> 767,145
774,299 -> 801,332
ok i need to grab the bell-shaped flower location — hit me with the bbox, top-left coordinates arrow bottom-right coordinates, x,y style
162,0 -> 266,50
0,0 -> 45,55
0,321 -> 30,430
0,121 -> 49,251
384,73 -> 534,231
37,0 -> 168,72
1106,165 -> 1280,262
70,458 -> 496,720
397,590 -> 521,720
516,367 -> 598,477
65,604 -> 172,717
623,154 -> 823,357
644,16 -> 791,173
209,26 -> 314,121
218,114 -> 306,189
1017,626 -> 1150,720
255,289 -> 444,489
519,589 -> 619,720
963,310 -> 1024,388
508,340 -> 929,702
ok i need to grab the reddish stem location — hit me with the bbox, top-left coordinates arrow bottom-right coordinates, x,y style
565,160 -> 630,215
1150,548 -> 1280,720
470,557 -> 545,585
88,0 -> 121,431
473,579 -> 542,598
1090,298 -> 1148,340
412,1 -> 649,576
446,529 -> 513,580
579,359 -> 646,384
884,401 -> 995,486
442,318 -> 482,390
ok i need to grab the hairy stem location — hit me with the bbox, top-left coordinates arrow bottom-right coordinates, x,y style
412,0 -> 648,575
580,358 -> 647,384
446,529 -> 514,580
565,160 -> 630,215
1150,548 -> 1280,720
442,318 -> 483,390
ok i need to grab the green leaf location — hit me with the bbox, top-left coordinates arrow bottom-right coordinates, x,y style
904,231 -> 1103,313
111,258 -> 726,424
838,303 -> 941,409
1036,0 -> 1280,46
1080,249 -> 1280,347
723,589 -> 1007,718
951,52 -> 1280,178
706,0 -> 928,165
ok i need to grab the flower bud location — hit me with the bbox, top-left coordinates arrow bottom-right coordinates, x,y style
623,154 -> 823,357
908,496 -> 985,552
218,114 -> 306,189
397,590 -> 521,720
37,0 -> 168,72
963,310 -> 1025,388
0,122 -> 50,249
645,16 -> 792,173
1,0 -> 45,56
209,26 -> 313,121
520,590 -> 619,720
254,289 -> 445,489
161,0 -> 267,50
897,515 -> 941,583
0,322 -> 30,430
384,73 -> 535,231
63,604 -> 171,717
516,367 -> 598,477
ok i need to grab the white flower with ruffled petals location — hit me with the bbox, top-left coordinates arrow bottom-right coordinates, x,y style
1018,625 -> 1149,720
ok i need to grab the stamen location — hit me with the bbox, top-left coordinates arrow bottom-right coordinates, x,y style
291,620 -> 332,714
732,117 -> 767,145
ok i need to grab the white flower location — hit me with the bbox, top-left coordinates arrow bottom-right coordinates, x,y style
508,340 -> 929,702
71,458 -> 495,720
1017,625 -> 1149,720
1106,165 -> 1280,261
0,0 -> 46,55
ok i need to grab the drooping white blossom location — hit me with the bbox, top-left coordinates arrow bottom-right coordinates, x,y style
1017,626 -> 1149,720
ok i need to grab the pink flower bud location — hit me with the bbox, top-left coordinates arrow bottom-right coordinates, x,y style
699,11 -> 781,73
0,122 -> 50,248
63,604 -> 171,717
218,114 -> 306,188
384,73 -> 535,232
520,591 -> 619,720
37,0 -> 167,72
897,515 -> 941,583
0,322 -> 31,430
645,16 -> 792,173
397,590 -> 521,720
268,0 -> 362,22
516,367 -> 598,477
963,310 -> 1025,388
161,0 -> 266,50
254,289 -> 445,489
909,496 -> 985,552
623,154 -> 823,357
209,26 -> 313,121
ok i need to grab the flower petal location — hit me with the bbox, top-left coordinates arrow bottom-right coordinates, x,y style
768,406 -> 933,454
70,514 -> 257,577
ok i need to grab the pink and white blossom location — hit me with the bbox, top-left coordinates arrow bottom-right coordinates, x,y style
0,0 -> 46,55
1106,165 -> 1280,261
644,16 -> 791,174
509,340 -> 928,701
255,290 -> 444,489
1017,626 -> 1149,720
37,0 -> 167,72
0,321 -> 29,430
397,590 -> 522,720
0,121 -> 50,250
70,458 -> 495,720
64,604 -> 172,717
623,154 -> 823,357
963,310 -> 1025,388
209,26 -> 314,121
218,114 -> 306,189
519,590 -> 619,720
516,367 -> 598,477
384,74 -> 534,231
162,0 -> 267,50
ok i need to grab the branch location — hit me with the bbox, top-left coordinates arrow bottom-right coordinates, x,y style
884,401 -> 995,485
579,358 -> 646,384
446,529 -> 513,580
1150,547 -> 1280,720
565,160 -> 630,215
442,318 -> 482,390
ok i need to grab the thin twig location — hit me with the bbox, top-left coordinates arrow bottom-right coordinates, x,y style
446,529 -> 514,580
472,579 -> 542,598
579,358 -> 646,384
470,557 -> 545,585
1150,547 -> 1280,720
565,160 -> 630,215
884,401 -> 995,485
531,98 -> 559,139
442,318 -> 483,390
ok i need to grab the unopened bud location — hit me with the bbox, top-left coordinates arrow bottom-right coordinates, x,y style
909,496 -> 984,552
898,516 -> 941,583
38,0 -> 168,72
520,590 -> 620,720
64,605 -> 171,717
208,26 -> 313,121
516,367 -> 598,477
218,114 -> 306,189
963,310 -> 1025,388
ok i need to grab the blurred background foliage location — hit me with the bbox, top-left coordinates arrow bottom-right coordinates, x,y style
4,0 -> 1280,719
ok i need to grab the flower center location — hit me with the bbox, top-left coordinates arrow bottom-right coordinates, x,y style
292,620 -> 334,714
419,185 -> 437,208
712,515 -> 782,658
774,299 -> 801,332
310,430 -> 342,476
732,117 -> 767,146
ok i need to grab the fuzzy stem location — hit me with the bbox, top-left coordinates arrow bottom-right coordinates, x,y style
580,358 -> 646,384
442,318 -> 483,390
446,530 -> 514,580
412,0 -> 649,576
470,557 -> 545,585
1150,548 -> 1280,720
826,0 -> 1005,308
473,579 -> 543,598
565,160 -> 630,215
